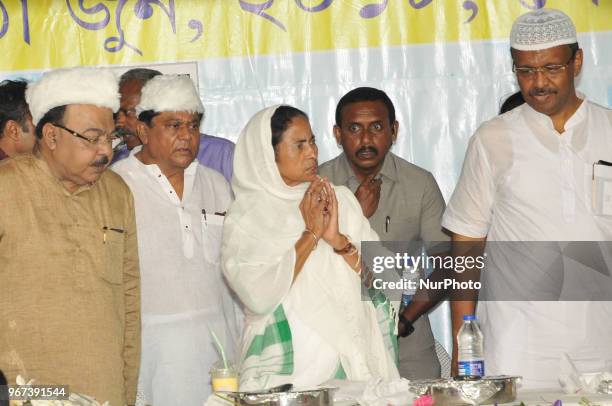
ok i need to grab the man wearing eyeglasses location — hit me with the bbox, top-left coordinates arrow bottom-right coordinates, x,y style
112,68 -> 162,163
112,75 -> 240,405
0,67 -> 141,406
440,9 -> 612,387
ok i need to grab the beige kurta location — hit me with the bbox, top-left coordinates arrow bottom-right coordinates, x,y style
0,154 -> 141,406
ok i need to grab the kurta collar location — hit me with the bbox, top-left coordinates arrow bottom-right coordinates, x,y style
136,156 -> 198,178
523,92 -> 588,132
132,150 -> 199,202
131,144 -> 198,177
522,92 -> 589,153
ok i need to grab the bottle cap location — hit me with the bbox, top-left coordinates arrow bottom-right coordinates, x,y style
463,315 -> 476,321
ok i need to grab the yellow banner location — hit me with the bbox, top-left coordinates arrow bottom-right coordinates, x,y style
0,0 -> 610,72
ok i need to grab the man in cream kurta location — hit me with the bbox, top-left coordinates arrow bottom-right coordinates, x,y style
442,9 -> 612,387
0,68 -> 140,405
112,75 -> 240,406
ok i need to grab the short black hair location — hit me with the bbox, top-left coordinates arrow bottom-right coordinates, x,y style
35,105 -> 66,139
499,91 -> 525,114
137,110 -> 204,128
335,87 -> 396,127
271,105 -> 308,148
510,42 -> 580,61
0,80 -> 30,136
119,68 -> 162,88
567,42 -> 580,56
137,110 -> 161,127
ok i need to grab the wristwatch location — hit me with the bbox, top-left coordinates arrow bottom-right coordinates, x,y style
398,314 -> 415,337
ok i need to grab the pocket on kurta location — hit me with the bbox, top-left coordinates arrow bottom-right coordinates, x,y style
201,214 -> 224,264
102,231 -> 124,284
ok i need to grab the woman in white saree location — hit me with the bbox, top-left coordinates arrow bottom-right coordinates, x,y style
222,105 -> 399,390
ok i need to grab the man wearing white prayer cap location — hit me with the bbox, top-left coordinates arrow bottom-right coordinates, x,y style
440,9 -> 612,387
0,67 -> 141,405
112,74 -> 241,405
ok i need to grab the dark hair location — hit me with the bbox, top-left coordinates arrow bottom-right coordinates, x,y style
510,42 -> 580,61
119,68 -> 162,87
0,80 -> 30,136
567,43 -> 579,55
271,105 -> 308,148
499,91 -> 525,114
335,87 -> 396,127
35,105 -> 66,139
137,110 -> 204,128
137,110 -> 161,127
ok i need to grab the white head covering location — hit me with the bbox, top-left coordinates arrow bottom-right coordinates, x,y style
231,105 -> 308,200
223,105 -> 398,387
26,67 -> 120,126
136,74 -> 204,115
510,8 -> 577,51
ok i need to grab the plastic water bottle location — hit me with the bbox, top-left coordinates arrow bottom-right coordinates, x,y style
399,258 -> 417,312
457,315 -> 485,377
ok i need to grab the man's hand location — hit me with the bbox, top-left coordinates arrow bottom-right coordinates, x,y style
355,173 -> 382,218
398,318 -> 407,337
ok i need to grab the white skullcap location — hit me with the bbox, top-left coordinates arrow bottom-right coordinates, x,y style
136,74 -> 204,116
26,67 -> 119,126
510,8 -> 577,51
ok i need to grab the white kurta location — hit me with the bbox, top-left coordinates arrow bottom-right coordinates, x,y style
112,151 -> 241,405
442,98 -> 612,388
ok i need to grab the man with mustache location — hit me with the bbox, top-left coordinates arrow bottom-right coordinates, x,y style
442,9 -> 612,386
319,87 -> 450,379
112,68 -> 162,163
112,69 -> 236,182
112,75 -> 240,405
0,67 -> 141,405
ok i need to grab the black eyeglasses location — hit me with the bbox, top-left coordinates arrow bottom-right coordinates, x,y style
52,123 -> 121,148
513,52 -> 576,78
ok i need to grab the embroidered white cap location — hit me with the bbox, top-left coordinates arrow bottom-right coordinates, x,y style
26,67 -> 120,126
510,8 -> 577,51
136,74 -> 204,116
